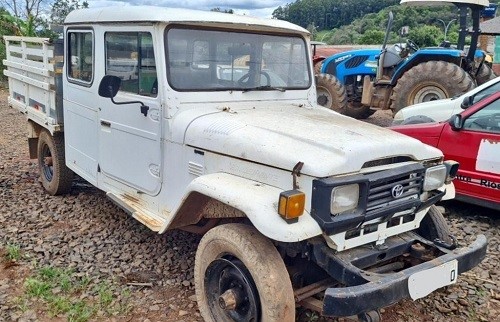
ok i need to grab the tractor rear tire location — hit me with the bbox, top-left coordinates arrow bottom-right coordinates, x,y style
390,61 -> 475,115
315,73 -> 348,114
476,64 -> 496,85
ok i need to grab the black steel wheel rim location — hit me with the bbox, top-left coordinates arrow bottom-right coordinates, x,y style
205,257 -> 260,322
40,143 -> 54,182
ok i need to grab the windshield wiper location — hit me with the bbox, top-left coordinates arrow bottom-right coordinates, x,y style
242,85 -> 286,93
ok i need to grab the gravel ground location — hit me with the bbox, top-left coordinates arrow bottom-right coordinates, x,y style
0,88 -> 499,322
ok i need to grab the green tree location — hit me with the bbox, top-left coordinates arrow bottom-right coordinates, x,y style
359,29 -> 386,45
408,25 -> 443,47
50,0 -> 89,24
210,7 -> 234,14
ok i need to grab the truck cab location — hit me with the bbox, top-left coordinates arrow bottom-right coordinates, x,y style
3,6 -> 487,321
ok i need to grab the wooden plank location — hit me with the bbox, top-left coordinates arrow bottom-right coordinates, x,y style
3,36 -> 50,44
3,70 -> 51,91
3,60 -> 53,77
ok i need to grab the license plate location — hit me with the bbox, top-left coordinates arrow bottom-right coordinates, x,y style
408,259 -> 458,300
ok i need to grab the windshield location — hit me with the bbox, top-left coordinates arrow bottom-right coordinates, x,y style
471,79 -> 500,104
165,27 -> 311,91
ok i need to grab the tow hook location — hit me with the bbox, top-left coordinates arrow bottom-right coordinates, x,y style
434,235 -> 458,250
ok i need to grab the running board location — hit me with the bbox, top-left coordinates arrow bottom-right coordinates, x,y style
106,192 -> 167,232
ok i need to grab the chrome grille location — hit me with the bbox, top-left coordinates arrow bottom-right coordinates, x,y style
367,169 -> 424,212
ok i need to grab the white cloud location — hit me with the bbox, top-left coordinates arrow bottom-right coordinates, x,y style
85,0 -> 287,18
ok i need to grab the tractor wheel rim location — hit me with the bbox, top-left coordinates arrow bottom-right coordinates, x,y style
205,257 -> 260,322
316,88 -> 331,106
412,85 -> 447,104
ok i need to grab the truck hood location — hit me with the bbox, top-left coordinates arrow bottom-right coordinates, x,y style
392,98 -> 458,124
183,105 -> 442,177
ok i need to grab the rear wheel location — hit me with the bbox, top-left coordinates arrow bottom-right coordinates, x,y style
315,73 -> 348,114
391,61 -> 475,115
37,131 -> 73,195
475,63 -> 496,85
195,223 -> 295,322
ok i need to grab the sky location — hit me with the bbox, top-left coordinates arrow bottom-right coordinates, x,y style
85,1 -> 290,18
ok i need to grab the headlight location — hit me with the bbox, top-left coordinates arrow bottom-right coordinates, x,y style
423,165 -> 447,191
330,184 -> 359,214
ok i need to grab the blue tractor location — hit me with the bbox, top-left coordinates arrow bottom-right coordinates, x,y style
316,0 -> 495,119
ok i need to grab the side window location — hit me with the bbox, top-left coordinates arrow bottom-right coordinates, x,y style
67,31 -> 93,84
105,32 -> 157,97
463,98 -> 500,134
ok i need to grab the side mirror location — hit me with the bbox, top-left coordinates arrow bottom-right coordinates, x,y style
98,75 -> 121,98
449,114 -> 463,131
98,75 -> 149,117
460,96 -> 473,109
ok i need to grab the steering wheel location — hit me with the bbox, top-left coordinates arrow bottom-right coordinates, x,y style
238,71 -> 271,86
406,39 -> 419,52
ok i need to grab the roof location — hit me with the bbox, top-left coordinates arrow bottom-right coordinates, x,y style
479,15 -> 500,34
401,0 -> 489,7
64,6 -> 309,35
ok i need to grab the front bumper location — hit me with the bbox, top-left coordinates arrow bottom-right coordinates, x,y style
309,233 -> 487,317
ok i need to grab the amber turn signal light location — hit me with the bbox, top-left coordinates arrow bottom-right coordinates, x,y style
278,190 -> 305,220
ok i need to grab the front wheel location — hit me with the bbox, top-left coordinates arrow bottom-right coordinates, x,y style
417,205 -> 452,244
390,61 -> 475,115
194,223 -> 295,322
315,73 -> 348,114
37,131 -> 73,195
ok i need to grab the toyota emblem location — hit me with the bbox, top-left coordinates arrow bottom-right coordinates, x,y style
391,184 -> 404,198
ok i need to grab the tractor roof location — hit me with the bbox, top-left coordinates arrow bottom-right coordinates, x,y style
400,0 -> 489,7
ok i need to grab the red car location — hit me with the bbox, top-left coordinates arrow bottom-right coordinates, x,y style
391,91 -> 500,210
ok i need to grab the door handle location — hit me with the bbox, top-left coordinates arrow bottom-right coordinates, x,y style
100,120 -> 111,127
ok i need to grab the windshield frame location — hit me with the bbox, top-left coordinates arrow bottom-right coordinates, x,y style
164,25 -> 312,92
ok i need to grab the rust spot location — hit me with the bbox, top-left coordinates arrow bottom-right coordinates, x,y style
133,212 -> 162,231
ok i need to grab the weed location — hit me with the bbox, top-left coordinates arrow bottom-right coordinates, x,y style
20,265 -> 127,322
5,244 -> 21,261
24,278 -> 51,298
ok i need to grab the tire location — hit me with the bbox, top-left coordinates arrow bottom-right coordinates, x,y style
195,223 -> 295,322
315,73 -> 348,114
475,63 -> 496,86
345,101 -> 375,120
416,205 -> 452,244
401,115 -> 435,125
390,61 -> 475,115
313,61 -> 323,75
37,131 -> 73,195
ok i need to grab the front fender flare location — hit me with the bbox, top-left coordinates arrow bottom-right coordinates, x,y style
165,173 -> 323,243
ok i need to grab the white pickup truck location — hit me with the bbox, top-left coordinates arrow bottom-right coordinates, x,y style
3,6 -> 486,322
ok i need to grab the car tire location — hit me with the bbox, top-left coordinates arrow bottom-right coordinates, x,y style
194,223 -> 295,322
37,131 -> 73,195
391,61 -> 475,115
417,205 -> 452,244
316,73 -> 348,114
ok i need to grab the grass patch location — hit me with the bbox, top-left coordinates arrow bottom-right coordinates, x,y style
18,265 -> 131,322
5,243 -> 21,261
